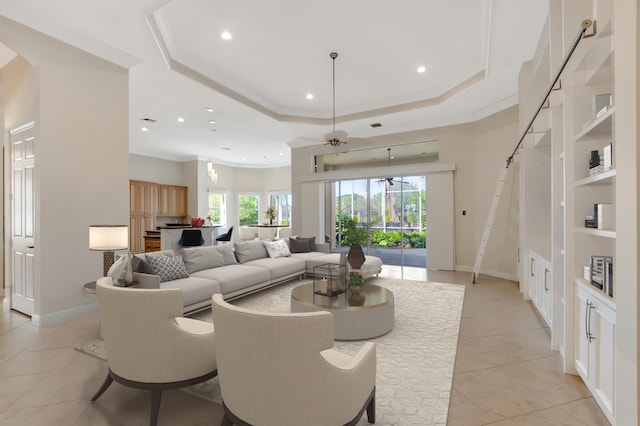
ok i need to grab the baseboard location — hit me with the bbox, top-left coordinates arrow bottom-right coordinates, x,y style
456,265 -> 518,282
32,302 -> 99,327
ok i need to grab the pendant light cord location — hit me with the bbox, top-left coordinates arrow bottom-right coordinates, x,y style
330,52 -> 338,134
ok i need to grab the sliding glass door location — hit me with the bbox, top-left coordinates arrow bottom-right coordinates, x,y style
328,175 -> 427,276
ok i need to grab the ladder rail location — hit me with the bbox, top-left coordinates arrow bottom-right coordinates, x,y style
472,20 -> 594,284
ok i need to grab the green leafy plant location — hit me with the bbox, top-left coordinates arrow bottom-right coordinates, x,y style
265,206 -> 276,221
341,217 -> 369,246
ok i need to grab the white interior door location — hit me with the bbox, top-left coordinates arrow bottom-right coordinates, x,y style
10,122 -> 36,316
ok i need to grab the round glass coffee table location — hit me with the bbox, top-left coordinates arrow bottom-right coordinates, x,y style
290,282 -> 394,341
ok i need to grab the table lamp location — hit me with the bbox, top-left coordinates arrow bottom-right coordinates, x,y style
89,225 -> 128,276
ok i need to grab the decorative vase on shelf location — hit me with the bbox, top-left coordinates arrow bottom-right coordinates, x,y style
347,244 -> 366,269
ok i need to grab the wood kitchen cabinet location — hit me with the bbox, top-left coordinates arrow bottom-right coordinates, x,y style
129,180 -> 188,253
158,185 -> 188,217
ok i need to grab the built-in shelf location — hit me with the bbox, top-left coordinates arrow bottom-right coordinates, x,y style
575,227 -> 616,239
576,278 -> 616,309
575,169 -> 616,187
575,106 -> 615,141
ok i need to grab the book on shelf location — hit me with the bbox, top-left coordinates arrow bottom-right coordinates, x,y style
603,143 -> 613,171
594,203 -> 614,230
593,93 -> 612,120
589,165 -> 604,176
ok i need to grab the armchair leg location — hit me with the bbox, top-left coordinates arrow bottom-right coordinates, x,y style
150,389 -> 163,426
221,413 -> 233,426
366,388 -> 376,424
91,373 -> 114,402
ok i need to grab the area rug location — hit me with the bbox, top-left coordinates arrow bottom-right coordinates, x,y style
76,277 -> 464,425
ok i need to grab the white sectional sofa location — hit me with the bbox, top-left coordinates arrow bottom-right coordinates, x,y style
111,237 -> 382,314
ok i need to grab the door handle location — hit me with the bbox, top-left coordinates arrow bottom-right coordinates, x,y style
531,258 -> 535,277
26,245 -> 34,249
544,268 -> 549,292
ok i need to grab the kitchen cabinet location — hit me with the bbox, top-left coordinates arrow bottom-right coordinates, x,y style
158,185 -> 188,217
130,180 -> 158,253
575,282 -> 615,423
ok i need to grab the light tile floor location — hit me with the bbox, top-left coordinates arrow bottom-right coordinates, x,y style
0,269 -> 611,425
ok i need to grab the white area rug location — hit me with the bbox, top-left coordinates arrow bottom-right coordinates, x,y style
76,277 -> 464,425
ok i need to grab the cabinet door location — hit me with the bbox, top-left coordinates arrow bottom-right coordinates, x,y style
158,185 -> 170,216
593,301 -> 615,419
130,215 -> 142,253
174,186 -> 187,216
528,254 -> 539,304
541,265 -> 552,325
575,289 -> 590,381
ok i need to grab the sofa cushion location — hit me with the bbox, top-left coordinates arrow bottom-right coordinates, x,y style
181,245 -> 225,274
289,238 -> 310,253
191,264 -> 270,295
218,244 -> 238,265
263,239 -> 291,258
159,276 -> 221,307
244,257 -> 305,280
146,254 -> 190,282
234,240 -> 269,263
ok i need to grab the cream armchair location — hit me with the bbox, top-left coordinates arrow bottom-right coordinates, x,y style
211,294 -> 376,426
92,277 -> 217,426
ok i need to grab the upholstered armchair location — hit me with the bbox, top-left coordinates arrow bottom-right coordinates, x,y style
211,294 -> 376,426
92,277 -> 217,426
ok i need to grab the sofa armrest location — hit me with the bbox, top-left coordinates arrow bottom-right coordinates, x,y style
314,242 -> 330,254
134,272 -> 160,289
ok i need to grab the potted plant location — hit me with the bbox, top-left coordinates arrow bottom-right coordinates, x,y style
265,206 -> 276,225
342,217 -> 369,269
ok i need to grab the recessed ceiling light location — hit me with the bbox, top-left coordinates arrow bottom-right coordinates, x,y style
279,152 -> 283,156
242,157 -> 246,161
417,65 -> 427,74
141,127 -> 149,132
306,93 -> 314,100
177,117 -> 185,123
209,120 -> 216,125
220,31 -> 232,41
205,107 -> 214,112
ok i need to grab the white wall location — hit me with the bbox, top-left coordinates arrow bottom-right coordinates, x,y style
291,106 -> 520,278
1,16 -> 129,325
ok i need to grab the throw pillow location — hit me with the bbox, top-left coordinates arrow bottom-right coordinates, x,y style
106,254 -> 128,280
217,244 -> 238,265
132,256 -> 154,274
145,255 -> 189,282
181,245 -> 225,274
263,239 -> 291,258
234,240 -> 269,263
296,236 -> 317,251
289,237 -> 310,253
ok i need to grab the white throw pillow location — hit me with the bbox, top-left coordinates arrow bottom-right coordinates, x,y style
263,239 -> 291,258
106,254 -> 127,280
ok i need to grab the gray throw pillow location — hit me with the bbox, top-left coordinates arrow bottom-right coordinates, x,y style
296,236 -> 316,251
181,245 -> 225,274
289,238 -> 310,253
146,255 -> 189,282
217,244 -> 238,265
132,256 -> 154,274
234,240 -> 269,263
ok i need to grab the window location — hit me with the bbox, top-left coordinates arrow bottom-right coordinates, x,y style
238,194 -> 260,225
269,193 -> 292,225
207,191 -> 227,226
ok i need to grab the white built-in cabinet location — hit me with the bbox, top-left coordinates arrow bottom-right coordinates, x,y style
528,251 -> 552,327
575,282 -> 615,422
519,0 -> 620,424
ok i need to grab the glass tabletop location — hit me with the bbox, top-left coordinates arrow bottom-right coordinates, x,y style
291,282 -> 393,310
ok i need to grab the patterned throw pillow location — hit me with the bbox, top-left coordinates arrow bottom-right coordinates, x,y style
145,255 -> 189,282
263,239 -> 291,258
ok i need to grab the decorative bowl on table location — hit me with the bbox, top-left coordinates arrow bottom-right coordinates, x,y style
190,217 -> 205,227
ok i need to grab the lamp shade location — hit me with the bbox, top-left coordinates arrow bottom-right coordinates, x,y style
89,225 -> 128,251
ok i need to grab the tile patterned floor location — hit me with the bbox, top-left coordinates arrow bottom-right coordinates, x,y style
0,268 -> 611,425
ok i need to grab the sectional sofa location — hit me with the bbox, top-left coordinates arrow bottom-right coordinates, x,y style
108,237 -> 382,314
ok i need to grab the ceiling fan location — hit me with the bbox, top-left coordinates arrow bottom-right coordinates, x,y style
377,148 -> 402,186
298,52 -> 349,146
